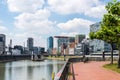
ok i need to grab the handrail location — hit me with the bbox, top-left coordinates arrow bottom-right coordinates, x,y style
54,59 -> 70,80
54,58 -> 83,80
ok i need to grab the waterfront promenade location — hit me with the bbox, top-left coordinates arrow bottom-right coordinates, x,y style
69,61 -> 120,80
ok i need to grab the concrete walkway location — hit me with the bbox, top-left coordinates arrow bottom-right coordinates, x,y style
69,61 -> 120,80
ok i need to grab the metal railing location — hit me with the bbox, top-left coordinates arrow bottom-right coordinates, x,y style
54,58 -> 83,80
54,59 -> 70,80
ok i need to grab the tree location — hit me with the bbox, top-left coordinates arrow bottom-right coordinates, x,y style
108,0 -> 120,68
90,0 -> 120,65
105,0 -> 120,67
90,26 -> 117,64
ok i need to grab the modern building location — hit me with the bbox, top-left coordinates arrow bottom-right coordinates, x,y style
68,42 -> 75,54
75,34 -> 86,45
68,37 -> 75,43
47,36 -> 53,54
54,36 -> 69,54
33,47 -> 39,54
32,47 -> 45,54
0,34 -> 6,54
14,45 -> 23,54
81,38 -> 90,55
90,22 -> 111,52
75,38 -> 91,55
12,49 -> 21,55
68,37 -> 75,54
39,47 -> 45,54
27,37 -> 34,52
75,43 -> 82,54
24,47 -> 29,54
52,48 -> 57,54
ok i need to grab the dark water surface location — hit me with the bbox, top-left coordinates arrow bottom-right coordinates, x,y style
0,60 -> 65,80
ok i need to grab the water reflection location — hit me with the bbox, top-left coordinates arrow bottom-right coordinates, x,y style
0,60 -> 65,80
0,63 -> 5,80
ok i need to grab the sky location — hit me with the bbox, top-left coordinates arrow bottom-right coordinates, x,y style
0,0 -> 115,48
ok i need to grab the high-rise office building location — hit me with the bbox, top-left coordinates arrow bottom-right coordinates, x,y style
90,22 -> 111,52
0,34 -> 6,54
47,36 -> 53,53
75,34 -> 86,45
47,36 -> 53,49
27,37 -> 33,51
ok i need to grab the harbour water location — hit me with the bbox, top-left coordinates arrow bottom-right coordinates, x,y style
0,60 -> 65,80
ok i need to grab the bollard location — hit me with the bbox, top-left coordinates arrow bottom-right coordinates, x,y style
52,72 -> 55,80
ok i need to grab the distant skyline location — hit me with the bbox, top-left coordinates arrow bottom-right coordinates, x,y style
0,0 -> 117,48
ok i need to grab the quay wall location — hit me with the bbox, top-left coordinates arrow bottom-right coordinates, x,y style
0,55 -> 31,62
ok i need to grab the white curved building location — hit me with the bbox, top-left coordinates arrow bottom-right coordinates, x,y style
90,22 -> 111,52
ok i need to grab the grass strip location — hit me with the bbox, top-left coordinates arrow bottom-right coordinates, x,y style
103,63 -> 120,73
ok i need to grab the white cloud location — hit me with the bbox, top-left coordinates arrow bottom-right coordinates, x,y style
14,9 -> 57,34
15,33 -> 46,47
12,8 -> 59,48
85,5 -> 106,18
48,0 -> 106,18
60,32 -> 90,38
5,0 -> 105,48
48,0 -> 91,14
7,0 -> 106,18
7,0 -> 45,12
6,32 -> 46,47
58,18 -> 94,35
60,32 -> 79,37
15,9 -> 50,22
0,20 -> 8,32
0,25 -> 8,32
